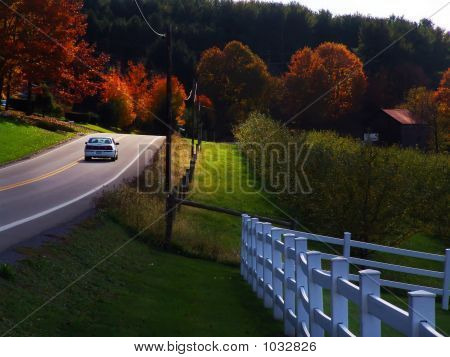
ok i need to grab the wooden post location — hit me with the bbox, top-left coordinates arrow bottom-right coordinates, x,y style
307,251 -> 324,336
295,237 -> 308,334
359,269 -> 381,337
263,228 -> 273,308
255,222 -> 264,298
408,290 -> 436,336
272,229 -> 284,321
283,234 -> 296,336
442,249 -> 450,310
164,24 -> 174,249
260,222 -> 272,304
250,218 -> 259,290
191,80 -> 196,158
343,232 -> 351,258
331,257 -> 349,336
240,214 -> 250,277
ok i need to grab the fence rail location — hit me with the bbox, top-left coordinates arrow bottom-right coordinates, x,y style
240,215 -> 448,337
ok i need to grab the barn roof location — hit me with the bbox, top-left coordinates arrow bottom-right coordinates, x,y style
381,109 -> 426,125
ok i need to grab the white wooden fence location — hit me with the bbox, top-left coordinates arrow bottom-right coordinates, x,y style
240,214 -> 448,337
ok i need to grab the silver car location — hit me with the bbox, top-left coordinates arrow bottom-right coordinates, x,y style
84,137 -> 119,161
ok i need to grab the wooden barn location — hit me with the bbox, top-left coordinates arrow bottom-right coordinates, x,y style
364,109 -> 431,149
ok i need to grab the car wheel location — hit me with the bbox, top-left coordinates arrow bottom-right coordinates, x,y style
85,156 -> 91,161
111,156 -> 116,162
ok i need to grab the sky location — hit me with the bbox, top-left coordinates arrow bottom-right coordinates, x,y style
260,0 -> 450,30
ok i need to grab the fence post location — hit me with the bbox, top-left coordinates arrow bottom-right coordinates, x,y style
331,257 -> 349,336
442,249 -> 450,310
284,234 -> 296,336
408,290 -> 436,336
307,251 -> 324,337
343,232 -> 351,258
246,218 -> 258,285
295,237 -> 308,334
249,218 -> 258,286
261,223 -> 272,306
359,269 -> 381,337
241,214 -> 250,277
272,229 -> 284,321
253,221 -> 263,293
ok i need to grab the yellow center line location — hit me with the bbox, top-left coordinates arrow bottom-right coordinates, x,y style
0,134 -> 128,192
0,158 -> 83,192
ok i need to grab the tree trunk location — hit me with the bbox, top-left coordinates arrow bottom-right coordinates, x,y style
0,74 -> 4,101
27,80 -> 33,115
5,71 -> 12,111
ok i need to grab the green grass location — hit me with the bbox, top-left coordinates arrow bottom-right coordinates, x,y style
0,117 -> 74,164
0,217 -> 281,336
172,142 -> 286,263
79,123 -> 115,133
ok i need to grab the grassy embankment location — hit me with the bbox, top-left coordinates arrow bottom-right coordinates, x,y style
0,111 -> 114,165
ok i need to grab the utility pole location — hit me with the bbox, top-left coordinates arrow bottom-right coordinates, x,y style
164,24 -> 174,249
191,80 -> 196,158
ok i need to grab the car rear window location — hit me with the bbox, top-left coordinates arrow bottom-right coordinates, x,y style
88,138 -> 112,144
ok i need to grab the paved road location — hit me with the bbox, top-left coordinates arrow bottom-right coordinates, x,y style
0,133 -> 164,253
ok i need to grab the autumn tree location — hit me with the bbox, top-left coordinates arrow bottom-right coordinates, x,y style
197,41 -> 272,137
100,61 -> 152,129
140,75 -> 186,133
282,42 -> 367,126
197,94 -> 215,139
401,73 -> 450,153
101,68 -> 136,128
0,0 -> 107,111
435,69 -> 450,151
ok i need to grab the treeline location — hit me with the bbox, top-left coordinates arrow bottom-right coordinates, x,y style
84,0 -> 449,108
235,112 -> 450,245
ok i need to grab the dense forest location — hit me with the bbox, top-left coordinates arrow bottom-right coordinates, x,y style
84,0 -> 449,108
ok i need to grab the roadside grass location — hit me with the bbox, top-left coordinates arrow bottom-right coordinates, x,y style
171,142 -> 286,264
0,217 -> 281,336
0,111 -> 116,165
0,117 -> 75,165
78,123 -> 115,133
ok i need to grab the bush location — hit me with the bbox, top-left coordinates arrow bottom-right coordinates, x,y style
34,85 -> 64,118
235,112 -> 450,245
0,264 -> 14,281
65,112 -> 99,124
99,97 -> 134,129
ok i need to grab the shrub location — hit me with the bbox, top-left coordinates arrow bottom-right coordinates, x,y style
235,112 -> 450,245
0,264 -> 14,281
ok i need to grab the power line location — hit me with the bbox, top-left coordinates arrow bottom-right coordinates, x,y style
133,0 -> 166,38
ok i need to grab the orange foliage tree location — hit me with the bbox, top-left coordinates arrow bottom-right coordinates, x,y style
141,75 -> 186,132
282,42 -> 367,126
101,61 -> 152,128
197,41 -> 272,136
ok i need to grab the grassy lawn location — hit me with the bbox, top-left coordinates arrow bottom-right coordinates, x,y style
78,123 -> 115,133
171,142 -> 286,264
0,117 -> 75,165
0,217 -> 280,336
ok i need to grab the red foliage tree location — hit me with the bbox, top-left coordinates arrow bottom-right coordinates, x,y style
0,0 -> 107,107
